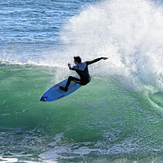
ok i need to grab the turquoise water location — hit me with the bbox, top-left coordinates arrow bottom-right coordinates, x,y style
1,0 -> 163,162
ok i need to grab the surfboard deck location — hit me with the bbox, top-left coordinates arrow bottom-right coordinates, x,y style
40,79 -> 80,102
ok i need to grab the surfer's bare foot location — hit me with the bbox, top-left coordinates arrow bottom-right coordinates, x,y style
59,86 -> 68,92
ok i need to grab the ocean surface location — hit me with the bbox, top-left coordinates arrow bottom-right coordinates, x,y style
1,0 -> 163,162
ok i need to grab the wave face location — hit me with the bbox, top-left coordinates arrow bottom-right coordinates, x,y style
1,63 -> 163,162
1,0 -> 163,162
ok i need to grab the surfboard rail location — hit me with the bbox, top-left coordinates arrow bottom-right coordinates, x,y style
40,79 -> 80,102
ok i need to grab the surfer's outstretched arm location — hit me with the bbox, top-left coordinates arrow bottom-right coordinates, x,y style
87,57 -> 108,65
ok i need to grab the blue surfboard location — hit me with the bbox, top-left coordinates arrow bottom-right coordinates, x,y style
40,79 -> 80,102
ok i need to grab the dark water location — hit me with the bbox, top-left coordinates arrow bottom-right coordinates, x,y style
1,0 -> 163,162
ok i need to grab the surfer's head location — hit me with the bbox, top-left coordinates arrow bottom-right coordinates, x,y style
74,56 -> 81,64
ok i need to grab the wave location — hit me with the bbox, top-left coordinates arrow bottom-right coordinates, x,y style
1,63 -> 163,162
1,0 -> 163,93
2,0 -> 163,162
60,0 -> 163,92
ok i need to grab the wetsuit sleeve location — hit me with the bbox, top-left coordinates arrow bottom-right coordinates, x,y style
68,65 -> 73,70
87,57 -> 103,65
68,65 -> 75,70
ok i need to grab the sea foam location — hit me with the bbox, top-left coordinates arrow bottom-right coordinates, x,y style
59,0 -> 163,91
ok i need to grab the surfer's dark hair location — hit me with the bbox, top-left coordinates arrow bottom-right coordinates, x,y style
74,56 -> 81,63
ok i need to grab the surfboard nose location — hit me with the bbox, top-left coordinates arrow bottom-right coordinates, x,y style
40,96 -> 48,102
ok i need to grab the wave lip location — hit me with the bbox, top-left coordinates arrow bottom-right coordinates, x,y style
60,0 -> 163,91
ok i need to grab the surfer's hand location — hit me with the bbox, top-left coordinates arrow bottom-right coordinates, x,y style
102,57 -> 108,60
68,63 -> 71,67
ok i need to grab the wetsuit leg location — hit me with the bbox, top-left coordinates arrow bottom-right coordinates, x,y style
60,76 -> 91,91
65,76 -> 81,88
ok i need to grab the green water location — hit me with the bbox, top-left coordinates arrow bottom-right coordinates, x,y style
1,63 -> 163,162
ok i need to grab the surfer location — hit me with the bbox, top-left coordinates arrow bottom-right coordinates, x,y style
60,56 -> 108,91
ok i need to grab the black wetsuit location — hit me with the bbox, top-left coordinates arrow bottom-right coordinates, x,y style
65,57 -> 103,88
